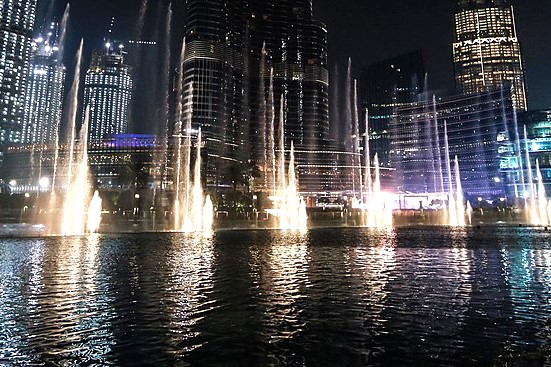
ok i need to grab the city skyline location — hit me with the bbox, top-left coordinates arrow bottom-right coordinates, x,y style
38,0 -> 550,119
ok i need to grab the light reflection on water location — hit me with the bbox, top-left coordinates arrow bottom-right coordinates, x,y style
1,227 -> 551,366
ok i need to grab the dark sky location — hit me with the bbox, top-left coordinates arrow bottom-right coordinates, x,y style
314,0 -> 551,109
40,0 -> 550,117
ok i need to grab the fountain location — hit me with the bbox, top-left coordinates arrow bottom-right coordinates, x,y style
362,153 -> 393,228
173,122 -> 214,233
46,42 -> 101,236
265,95 -> 308,231
87,191 -> 102,233
359,108 -> 392,228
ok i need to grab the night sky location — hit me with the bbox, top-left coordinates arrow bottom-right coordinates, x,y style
39,0 -> 550,124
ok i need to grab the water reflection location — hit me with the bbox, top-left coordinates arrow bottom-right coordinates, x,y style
1,228 -> 551,365
263,232 -> 310,338
165,234 -> 215,354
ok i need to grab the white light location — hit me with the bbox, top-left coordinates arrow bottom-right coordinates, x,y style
105,42 -> 111,49
9,180 -> 16,186
493,177 -> 501,183
39,177 -> 50,188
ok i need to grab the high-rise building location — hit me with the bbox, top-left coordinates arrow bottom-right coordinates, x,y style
453,0 -> 527,111
249,0 -> 330,151
22,23 -> 65,145
359,50 -> 425,167
391,88 -> 514,199
248,0 -> 330,192
511,110 -> 551,198
0,0 -> 37,162
83,42 -> 133,141
180,0 -> 330,187
181,0 -> 249,183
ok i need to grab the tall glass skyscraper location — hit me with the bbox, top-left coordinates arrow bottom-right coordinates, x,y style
391,89 -> 514,198
84,43 -> 133,141
453,0 -> 527,111
181,0 -> 249,181
360,50 -> 425,168
0,0 -> 36,161
180,0 -> 329,185
249,0 -> 329,152
22,23 -> 65,145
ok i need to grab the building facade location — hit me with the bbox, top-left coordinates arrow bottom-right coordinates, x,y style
391,88 -> 515,199
180,0 -> 330,188
453,0 -> 527,111
84,43 -> 133,141
181,0 -> 249,183
359,50 -> 425,168
509,110 -> 551,198
0,0 -> 37,162
22,23 -> 65,145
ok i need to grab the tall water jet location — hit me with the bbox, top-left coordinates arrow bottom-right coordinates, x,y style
363,154 -> 393,228
535,160 -> 550,226
87,191 -> 102,234
175,125 -> 213,233
344,58 -> 354,192
61,105 -> 93,236
173,39 -> 186,231
453,156 -> 466,227
258,44 -> 268,190
363,109 -> 372,206
47,41 -> 97,235
353,80 -> 362,198
524,125 -> 538,224
52,12 -> 72,192
265,95 -> 307,231
433,96 -> 446,217
268,69 -> 276,197
135,0 -> 150,42
444,120 -> 457,225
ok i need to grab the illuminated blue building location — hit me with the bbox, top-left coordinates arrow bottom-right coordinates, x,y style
392,88 -> 514,199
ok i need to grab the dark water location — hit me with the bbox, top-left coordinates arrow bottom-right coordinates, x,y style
1,227 -> 551,366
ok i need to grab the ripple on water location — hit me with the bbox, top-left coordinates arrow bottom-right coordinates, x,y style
1,228 -> 551,366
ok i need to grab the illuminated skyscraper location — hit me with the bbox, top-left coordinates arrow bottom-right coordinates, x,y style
453,0 -> 527,110
360,50 -> 425,167
249,0 -> 330,152
181,0 -> 249,181
0,0 -> 37,161
180,0 -> 329,185
22,23 -> 65,145
84,42 -> 133,141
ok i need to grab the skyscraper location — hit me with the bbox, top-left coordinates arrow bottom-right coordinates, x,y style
249,0 -> 330,151
22,23 -> 65,145
181,0 -> 249,182
391,89 -> 514,198
180,0 -> 330,186
360,50 -> 425,167
453,0 -> 527,111
84,42 -> 133,141
0,0 -> 37,162
248,0 -> 330,192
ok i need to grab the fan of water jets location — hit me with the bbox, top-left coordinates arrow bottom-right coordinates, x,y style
264,95 -> 308,231
442,121 -> 470,227
48,42 -> 101,236
524,126 -> 551,225
172,54 -> 213,233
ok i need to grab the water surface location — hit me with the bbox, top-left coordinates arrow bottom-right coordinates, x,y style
1,227 -> 551,366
